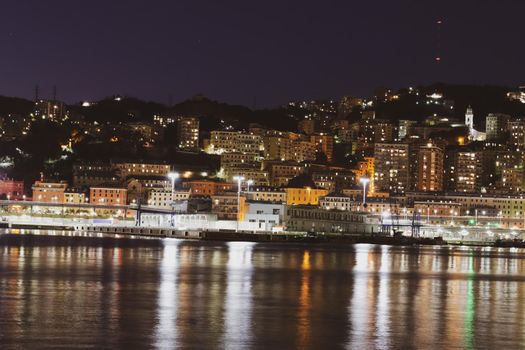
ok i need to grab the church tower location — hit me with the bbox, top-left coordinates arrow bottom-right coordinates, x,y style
465,106 -> 474,130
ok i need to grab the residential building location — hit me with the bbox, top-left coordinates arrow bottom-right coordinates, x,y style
263,135 -> 316,162
244,187 -> 287,203
310,133 -> 334,162
417,143 -> 444,192
209,131 -> 263,155
285,187 -> 328,206
113,161 -> 171,178
374,143 -> 410,193
373,120 -> 395,143
220,152 -> 258,167
319,192 -> 353,211
147,189 -> 190,210
486,113 -> 510,141
312,171 -> 356,192
64,191 -> 85,204
398,120 -> 416,140
509,119 -> 525,149
224,165 -> 269,186
32,181 -> 68,203
73,162 -> 119,189
455,151 -> 482,193
176,116 -> 199,150
211,193 -> 246,220
89,186 -> 127,206
298,119 -> 315,135
126,176 -> 170,204
0,179 -> 24,199
184,180 -> 235,197
264,161 -> 306,187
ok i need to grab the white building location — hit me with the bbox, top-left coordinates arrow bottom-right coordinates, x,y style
319,192 -> 353,211
243,202 -> 286,231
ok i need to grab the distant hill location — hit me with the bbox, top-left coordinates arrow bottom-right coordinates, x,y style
170,95 -> 295,131
0,95 -> 34,116
69,97 -> 168,122
2,84 -> 524,131
374,84 -> 525,128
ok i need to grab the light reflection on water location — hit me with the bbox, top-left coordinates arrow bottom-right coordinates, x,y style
1,234 -> 525,349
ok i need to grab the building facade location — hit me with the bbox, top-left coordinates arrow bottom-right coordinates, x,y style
374,143 -> 410,193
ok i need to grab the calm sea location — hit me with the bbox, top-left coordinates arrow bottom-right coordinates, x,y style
1,231 -> 525,349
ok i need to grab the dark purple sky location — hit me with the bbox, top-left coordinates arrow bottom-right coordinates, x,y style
1,1 -> 524,107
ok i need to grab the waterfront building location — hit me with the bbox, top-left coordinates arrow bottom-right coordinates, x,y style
64,191 -> 85,204
286,206 -> 378,234
319,192 -> 353,211
89,186 -> 127,206
0,179 -> 24,199
211,192 -> 246,220
243,201 -> 286,231
285,174 -> 329,206
126,175 -> 170,204
406,192 -> 525,228
244,186 -> 287,203
147,189 -> 190,210
32,181 -> 68,203
285,187 -> 328,206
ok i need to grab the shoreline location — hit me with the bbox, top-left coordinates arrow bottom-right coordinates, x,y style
2,222 -> 525,248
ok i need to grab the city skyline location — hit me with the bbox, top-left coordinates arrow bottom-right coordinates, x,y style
1,1 -> 524,107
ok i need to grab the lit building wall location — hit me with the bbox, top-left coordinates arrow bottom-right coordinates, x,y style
417,143 -> 444,192
285,187 -> 329,206
374,143 -> 410,193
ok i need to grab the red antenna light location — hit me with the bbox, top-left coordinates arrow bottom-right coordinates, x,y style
435,18 -> 444,64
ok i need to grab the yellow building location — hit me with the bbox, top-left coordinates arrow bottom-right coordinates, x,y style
285,187 -> 328,206
353,156 -> 375,194
245,187 -> 287,203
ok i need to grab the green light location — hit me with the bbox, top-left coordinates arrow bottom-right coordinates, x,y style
465,254 -> 475,350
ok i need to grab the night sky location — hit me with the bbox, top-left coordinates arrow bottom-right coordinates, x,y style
1,1 -> 524,107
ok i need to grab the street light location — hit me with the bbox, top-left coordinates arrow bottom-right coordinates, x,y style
168,172 -> 179,198
359,177 -> 370,210
233,176 -> 245,232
